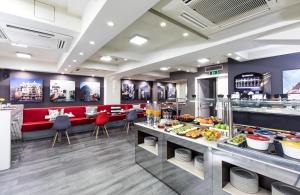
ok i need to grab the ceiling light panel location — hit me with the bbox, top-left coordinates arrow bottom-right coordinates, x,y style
107,21 -> 114,27
197,58 -> 210,63
11,43 -> 28,48
160,67 -> 170,71
100,56 -> 112,62
129,35 -> 148,46
16,52 -> 31,59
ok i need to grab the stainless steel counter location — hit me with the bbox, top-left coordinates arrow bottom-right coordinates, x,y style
135,122 -> 300,195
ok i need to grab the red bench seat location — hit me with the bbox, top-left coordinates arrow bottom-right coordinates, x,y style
22,104 -> 145,133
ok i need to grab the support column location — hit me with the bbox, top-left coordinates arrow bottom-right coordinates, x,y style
104,76 -> 120,104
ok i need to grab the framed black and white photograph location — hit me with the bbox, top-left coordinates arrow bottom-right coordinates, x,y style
50,80 -> 75,102
137,81 -> 151,100
121,80 -> 135,100
157,82 -> 166,100
166,83 -> 176,100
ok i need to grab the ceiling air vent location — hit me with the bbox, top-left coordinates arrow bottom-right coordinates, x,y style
1,23 -> 72,51
57,40 -> 65,49
183,0 -> 270,27
181,12 -> 207,28
205,65 -> 223,73
0,28 -> 8,40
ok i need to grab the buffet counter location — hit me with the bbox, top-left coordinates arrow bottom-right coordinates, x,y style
135,122 -> 300,195
0,105 -> 23,171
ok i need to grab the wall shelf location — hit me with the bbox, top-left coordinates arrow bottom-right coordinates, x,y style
223,183 -> 271,195
138,143 -> 158,156
167,157 -> 204,180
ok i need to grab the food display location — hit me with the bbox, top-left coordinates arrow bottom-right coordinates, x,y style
169,125 -> 198,134
210,123 -> 230,137
254,130 -> 276,142
203,129 -> 222,141
227,134 -> 246,146
185,129 -> 203,138
246,134 -> 270,150
194,116 -> 222,126
213,123 -> 230,130
280,140 -> 300,160
177,114 -> 195,122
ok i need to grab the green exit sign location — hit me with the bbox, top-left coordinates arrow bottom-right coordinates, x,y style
209,70 -> 220,75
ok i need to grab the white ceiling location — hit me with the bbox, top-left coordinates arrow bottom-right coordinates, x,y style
0,0 -> 300,80
37,0 -> 89,18
94,11 -> 204,62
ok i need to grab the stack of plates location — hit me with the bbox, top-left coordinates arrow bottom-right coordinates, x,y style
144,136 -> 157,146
272,182 -> 300,195
194,155 -> 204,171
175,148 -> 192,162
230,167 -> 259,194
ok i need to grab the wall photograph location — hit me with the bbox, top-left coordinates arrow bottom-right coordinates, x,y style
10,78 -> 43,103
121,79 -> 153,101
283,69 -> 300,94
50,80 -> 75,102
79,81 -> 101,102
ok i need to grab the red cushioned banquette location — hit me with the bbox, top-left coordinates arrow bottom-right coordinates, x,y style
22,104 -> 145,132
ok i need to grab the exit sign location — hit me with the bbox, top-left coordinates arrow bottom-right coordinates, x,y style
209,70 -> 220,75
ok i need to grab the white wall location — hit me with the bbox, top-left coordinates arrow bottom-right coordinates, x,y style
104,77 -> 120,104
216,76 -> 228,96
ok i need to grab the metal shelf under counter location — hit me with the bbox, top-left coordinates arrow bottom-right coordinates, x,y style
137,143 -> 158,156
135,122 -> 213,195
167,157 -> 204,180
223,183 -> 271,195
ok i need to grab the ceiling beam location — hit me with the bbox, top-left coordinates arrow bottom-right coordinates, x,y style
57,0 -> 160,73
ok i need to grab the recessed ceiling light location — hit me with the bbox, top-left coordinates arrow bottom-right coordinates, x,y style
61,72 -> 64,75
177,68 -> 181,71
227,53 -> 232,56
64,68 -> 68,71
217,61 -> 220,64
197,58 -> 210,64
68,65 -> 72,68
11,43 -> 28,48
73,59 -> 77,63
16,52 -> 31,59
236,56 -> 241,60
107,21 -> 114,27
124,58 -> 128,61
89,41 -> 95,45
79,52 -> 84,56
100,56 -> 112,62
160,67 -> 170,71
92,75 -> 95,77
183,32 -> 189,37
129,35 -> 148,46
160,22 -> 167,27
186,70 -> 190,72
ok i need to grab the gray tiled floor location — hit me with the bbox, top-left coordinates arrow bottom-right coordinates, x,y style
0,128 -> 177,195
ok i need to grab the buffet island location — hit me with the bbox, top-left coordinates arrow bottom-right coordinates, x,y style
134,100 -> 300,195
0,104 -> 23,171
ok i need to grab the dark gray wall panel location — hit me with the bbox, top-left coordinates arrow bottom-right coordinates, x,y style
0,69 -> 104,108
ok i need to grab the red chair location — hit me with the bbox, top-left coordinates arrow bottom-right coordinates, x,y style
92,112 -> 109,139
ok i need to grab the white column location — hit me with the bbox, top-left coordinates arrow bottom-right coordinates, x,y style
104,76 -> 121,104
0,110 -> 11,170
